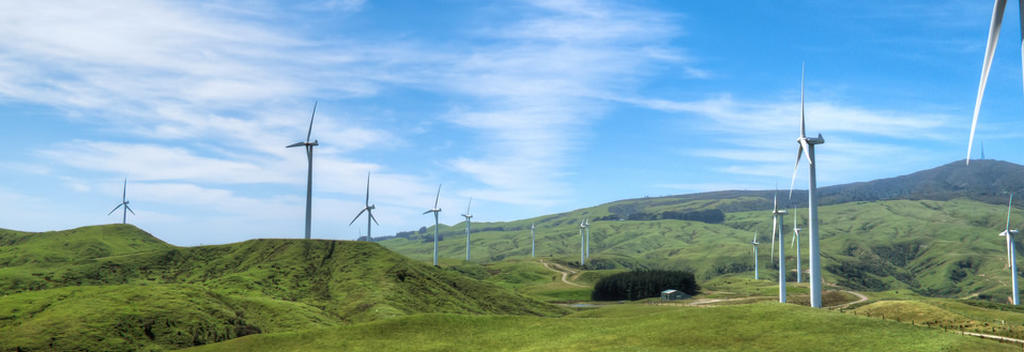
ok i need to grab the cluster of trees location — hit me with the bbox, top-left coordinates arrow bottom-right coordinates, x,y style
615,209 -> 725,223
591,270 -> 699,301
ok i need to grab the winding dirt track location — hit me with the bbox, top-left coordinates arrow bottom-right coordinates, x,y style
539,260 -> 586,287
828,290 -> 869,309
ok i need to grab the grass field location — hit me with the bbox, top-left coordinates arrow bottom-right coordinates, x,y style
185,303 -> 1014,352
0,225 -> 566,351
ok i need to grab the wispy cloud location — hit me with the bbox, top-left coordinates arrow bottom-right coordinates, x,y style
621,92 -> 957,185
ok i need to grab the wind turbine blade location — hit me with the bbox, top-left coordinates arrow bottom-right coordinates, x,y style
434,184 -> 442,208
108,203 -> 123,215
791,230 -> 797,249
467,197 -> 472,215
306,100 -> 318,143
365,172 -> 371,206
753,232 -> 757,242
1008,193 -> 1014,231
770,223 -> 776,264
968,0 -> 1008,165
800,139 -> 813,165
122,179 -> 127,202
350,208 -> 368,226
801,62 -> 806,139
422,210 -> 432,215
286,142 -> 305,148
789,146 -> 803,198
126,205 -> 135,215
370,212 -> 380,226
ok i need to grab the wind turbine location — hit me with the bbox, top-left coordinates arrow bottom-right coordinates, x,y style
107,179 -> 135,224
423,185 -> 442,266
286,101 -> 319,239
531,223 -> 536,257
579,219 -> 587,266
751,232 -> 760,280
349,172 -> 379,241
791,207 -> 802,283
789,64 -> 825,308
1000,193 -> 1019,305
966,0 -> 1024,165
462,198 -> 473,261
771,193 -> 788,303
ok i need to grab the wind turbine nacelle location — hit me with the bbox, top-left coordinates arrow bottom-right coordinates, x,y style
368,205 -> 375,210
806,134 -> 825,144
462,214 -> 472,219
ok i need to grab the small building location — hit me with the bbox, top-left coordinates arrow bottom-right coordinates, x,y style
660,289 -> 689,301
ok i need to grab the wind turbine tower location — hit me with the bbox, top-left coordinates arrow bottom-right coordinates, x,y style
107,179 -> 135,224
286,101 -> 319,239
531,223 -> 536,257
789,65 -> 826,308
751,232 -> 760,280
771,193 -> 788,303
579,219 -> 587,266
423,185 -> 443,266
462,198 -> 473,261
349,172 -> 379,241
1001,193 -> 1020,305
966,0 -> 1024,165
792,208 -> 802,283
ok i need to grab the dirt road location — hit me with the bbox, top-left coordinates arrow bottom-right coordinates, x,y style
539,260 -> 587,287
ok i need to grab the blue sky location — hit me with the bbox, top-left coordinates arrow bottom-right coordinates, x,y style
0,0 -> 1019,245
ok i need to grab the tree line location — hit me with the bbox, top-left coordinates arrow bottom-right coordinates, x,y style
591,269 -> 700,301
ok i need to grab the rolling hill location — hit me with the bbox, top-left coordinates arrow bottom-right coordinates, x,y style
379,160 -> 1024,300
0,225 -> 565,351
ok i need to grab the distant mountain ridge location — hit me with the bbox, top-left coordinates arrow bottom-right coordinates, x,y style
598,159 -> 1024,221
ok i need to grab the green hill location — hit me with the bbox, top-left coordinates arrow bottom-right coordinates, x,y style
0,225 -> 564,351
380,161 -> 1024,301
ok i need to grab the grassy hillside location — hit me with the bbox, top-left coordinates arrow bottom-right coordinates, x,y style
380,197 -> 1024,300
185,303 -> 1013,352
0,225 -> 565,351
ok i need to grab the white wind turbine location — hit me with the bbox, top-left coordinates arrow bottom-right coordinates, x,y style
423,185 -> 442,266
349,172 -> 379,241
579,219 -> 587,266
1000,193 -> 1020,305
462,198 -> 473,262
751,232 -> 760,280
771,193 -> 788,303
966,0 -> 1024,165
789,64 -> 826,308
107,179 -> 135,224
791,207 -> 802,283
286,101 -> 319,240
